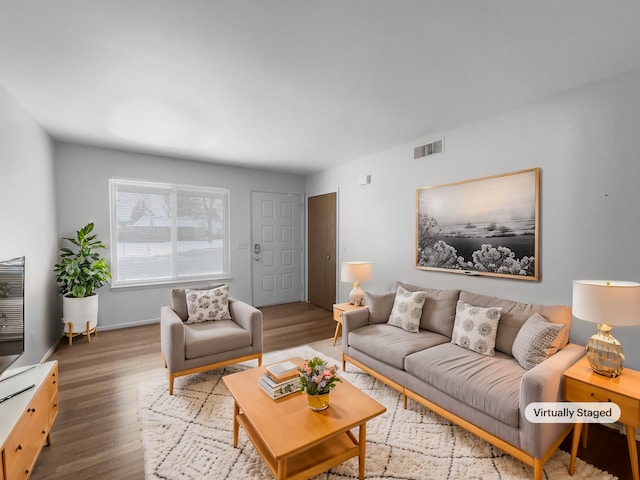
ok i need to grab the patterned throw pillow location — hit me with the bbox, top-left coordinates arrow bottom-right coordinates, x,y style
451,300 -> 502,356
512,313 -> 566,370
387,286 -> 427,333
184,285 -> 231,324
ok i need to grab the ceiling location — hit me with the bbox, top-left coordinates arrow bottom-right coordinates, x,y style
1,1 -> 640,175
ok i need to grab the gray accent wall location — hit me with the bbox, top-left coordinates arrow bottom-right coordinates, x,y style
0,84 -> 60,368
306,68 -> 640,370
53,143 -> 305,330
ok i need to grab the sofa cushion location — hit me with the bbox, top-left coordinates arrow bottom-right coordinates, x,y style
170,283 -> 226,321
184,320 -> 252,359
395,282 -> 460,337
405,342 -> 524,427
387,286 -> 427,333
451,300 -> 502,356
185,285 -> 232,324
459,290 -> 571,356
512,313 -> 566,369
364,290 -> 396,324
348,323 -> 449,369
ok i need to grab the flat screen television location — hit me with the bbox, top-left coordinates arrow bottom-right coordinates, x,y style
0,256 -> 25,376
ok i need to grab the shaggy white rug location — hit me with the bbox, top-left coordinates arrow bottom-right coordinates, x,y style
138,346 -> 617,480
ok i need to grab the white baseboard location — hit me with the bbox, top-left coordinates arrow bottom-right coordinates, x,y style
41,340 -> 60,362
97,317 -> 160,331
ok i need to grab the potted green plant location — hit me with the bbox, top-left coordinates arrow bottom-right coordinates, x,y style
53,222 -> 111,338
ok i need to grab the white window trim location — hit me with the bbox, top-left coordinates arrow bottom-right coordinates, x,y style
109,178 -> 230,288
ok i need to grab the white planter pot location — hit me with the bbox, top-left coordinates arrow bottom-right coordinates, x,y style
62,293 -> 99,334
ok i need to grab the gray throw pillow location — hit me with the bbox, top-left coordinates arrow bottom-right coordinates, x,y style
512,313 -> 565,370
364,290 -> 396,324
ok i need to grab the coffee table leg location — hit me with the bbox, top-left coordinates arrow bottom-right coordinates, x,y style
277,458 -> 287,480
359,423 -> 366,480
233,401 -> 239,447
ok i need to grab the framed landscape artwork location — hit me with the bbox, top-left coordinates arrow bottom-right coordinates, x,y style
416,167 -> 540,281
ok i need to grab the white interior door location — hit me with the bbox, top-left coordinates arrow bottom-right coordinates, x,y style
251,191 -> 303,307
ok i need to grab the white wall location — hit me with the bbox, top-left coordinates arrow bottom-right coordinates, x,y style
53,143 -> 305,329
0,84 -> 60,367
306,68 -> 640,370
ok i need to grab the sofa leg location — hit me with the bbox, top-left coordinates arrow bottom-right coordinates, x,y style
533,458 -> 543,480
403,393 -> 407,409
169,375 -> 175,395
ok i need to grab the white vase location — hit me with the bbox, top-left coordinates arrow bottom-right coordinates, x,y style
62,293 -> 99,334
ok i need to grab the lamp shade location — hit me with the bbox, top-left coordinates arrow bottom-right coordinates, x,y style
572,280 -> 640,327
341,262 -> 372,283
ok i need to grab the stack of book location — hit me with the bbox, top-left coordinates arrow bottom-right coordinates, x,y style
258,360 -> 301,399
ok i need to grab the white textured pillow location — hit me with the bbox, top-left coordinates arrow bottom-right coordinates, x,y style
387,286 -> 427,333
512,313 -> 566,370
185,285 -> 231,324
451,300 -> 502,356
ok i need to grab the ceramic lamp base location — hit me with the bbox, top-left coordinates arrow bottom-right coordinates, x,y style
348,282 -> 364,306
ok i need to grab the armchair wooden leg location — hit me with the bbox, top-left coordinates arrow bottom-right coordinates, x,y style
169,374 -> 175,395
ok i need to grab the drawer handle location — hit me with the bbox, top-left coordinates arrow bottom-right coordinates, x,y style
590,392 -> 611,402
17,444 -> 23,451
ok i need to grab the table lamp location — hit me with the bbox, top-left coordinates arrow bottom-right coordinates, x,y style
341,262 -> 372,306
572,280 -> 640,377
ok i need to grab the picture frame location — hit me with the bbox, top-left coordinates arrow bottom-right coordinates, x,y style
416,167 -> 540,280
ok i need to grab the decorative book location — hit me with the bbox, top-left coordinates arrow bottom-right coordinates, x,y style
258,374 -> 301,400
265,360 -> 299,383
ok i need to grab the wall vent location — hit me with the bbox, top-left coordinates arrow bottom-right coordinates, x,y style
414,138 -> 444,159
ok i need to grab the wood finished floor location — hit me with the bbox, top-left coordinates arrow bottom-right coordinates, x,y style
30,301 -> 635,480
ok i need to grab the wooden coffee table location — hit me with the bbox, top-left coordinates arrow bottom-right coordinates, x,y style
223,357 -> 386,480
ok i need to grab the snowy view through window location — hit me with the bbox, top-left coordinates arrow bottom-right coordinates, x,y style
110,179 -> 229,286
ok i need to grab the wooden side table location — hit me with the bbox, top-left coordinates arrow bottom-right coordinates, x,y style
332,303 -> 367,346
564,356 -> 640,480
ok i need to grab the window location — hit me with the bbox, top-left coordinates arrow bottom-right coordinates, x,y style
109,178 -> 230,287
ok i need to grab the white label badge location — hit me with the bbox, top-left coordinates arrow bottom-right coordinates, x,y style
524,402 -> 621,423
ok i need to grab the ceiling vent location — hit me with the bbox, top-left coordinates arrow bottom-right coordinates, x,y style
414,138 -> 444,159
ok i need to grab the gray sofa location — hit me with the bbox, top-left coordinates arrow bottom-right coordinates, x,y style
341,281 -> 584,480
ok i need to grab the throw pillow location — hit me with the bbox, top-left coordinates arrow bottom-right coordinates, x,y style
387,286 -> 427,333
184,285 -> 231,324
451,300 -> 502,356
512,313 -> 566,370
364,290 -> 396,324
170,283 -> 226,321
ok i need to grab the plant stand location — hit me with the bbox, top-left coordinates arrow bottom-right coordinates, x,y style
63,320 -> 97,346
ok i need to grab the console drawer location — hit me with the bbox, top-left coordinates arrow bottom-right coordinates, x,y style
565,377 -> 639,425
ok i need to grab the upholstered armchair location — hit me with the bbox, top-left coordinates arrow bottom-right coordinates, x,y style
160,286 -> 263,394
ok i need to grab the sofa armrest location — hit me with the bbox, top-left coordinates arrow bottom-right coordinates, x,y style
160,306 -> 186,373
518,343 -> 586,458
341,307 -> 370,354
229,298 -> 263,353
